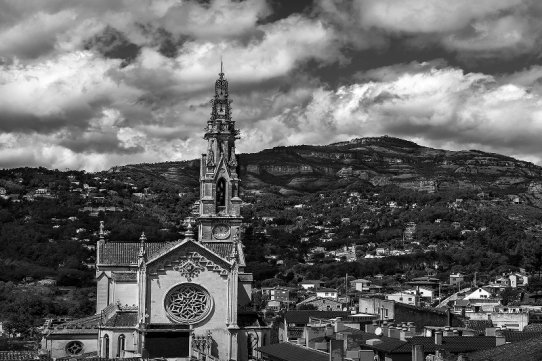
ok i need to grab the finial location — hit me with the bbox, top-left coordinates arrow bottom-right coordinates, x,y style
184,217 -> 195,240
138,232 -> 146,259
99,221 -> 105,240
220,56 -> 223,74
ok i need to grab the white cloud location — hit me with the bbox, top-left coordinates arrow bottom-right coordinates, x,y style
242,63 -> 542,164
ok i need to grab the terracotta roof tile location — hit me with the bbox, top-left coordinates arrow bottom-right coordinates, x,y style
98,241 -> 236,266
98,242 -> 170,265
256,342 -> 329,361
104,312 -> 138,327
469,336 -> 542,361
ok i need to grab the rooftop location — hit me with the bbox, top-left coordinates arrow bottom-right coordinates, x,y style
256,342 -> 329,361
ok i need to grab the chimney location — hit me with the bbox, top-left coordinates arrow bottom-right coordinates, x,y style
434,331 -> 443,345
365,322 -> 377,334
496,336 -> 506,346
412,344 -> 424,361
485,328 -> 497,337
334,317 -> 344,333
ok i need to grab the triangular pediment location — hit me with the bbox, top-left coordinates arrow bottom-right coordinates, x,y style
213,155 -> 232,181
146,239 -> 233,278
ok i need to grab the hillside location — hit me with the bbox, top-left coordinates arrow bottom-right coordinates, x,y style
2,136 -> 542,335
113,136 -> 542,201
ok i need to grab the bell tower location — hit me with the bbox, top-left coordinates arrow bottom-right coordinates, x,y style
198,63 -> 242,242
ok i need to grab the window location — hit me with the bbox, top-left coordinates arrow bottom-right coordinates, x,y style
65,341 -> 83,355
103,335 -> 110,359
164,283 -> 213,324
216,178 -> 226,208
117,334 -> 125,357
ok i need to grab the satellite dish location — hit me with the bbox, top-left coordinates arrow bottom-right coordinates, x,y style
374,327 -> 383,336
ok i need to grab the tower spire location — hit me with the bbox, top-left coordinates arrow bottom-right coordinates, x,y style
198,64 -> 243,241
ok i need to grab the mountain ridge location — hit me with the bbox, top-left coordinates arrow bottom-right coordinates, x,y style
107,135 -> 542,202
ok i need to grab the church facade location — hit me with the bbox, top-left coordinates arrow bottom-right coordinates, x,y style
42,69 -> 270,361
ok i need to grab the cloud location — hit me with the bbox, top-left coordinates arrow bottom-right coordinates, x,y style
241,62 -> 542,165
317,0 -> 542,62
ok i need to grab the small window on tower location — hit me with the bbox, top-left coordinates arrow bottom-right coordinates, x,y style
216,178 -> 226,208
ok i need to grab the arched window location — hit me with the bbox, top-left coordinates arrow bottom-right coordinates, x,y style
103,335 -> 109,359
247,334 -> 253,358
117,334 -> 125,357
216,178 -> 226,208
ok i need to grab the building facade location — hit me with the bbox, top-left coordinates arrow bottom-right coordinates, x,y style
42,69 -> 270,361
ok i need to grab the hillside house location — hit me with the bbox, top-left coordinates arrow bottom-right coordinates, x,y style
386,292 -> 420,307
351,279 -> 372,292
297,296 -> 343,311
300,280 -> 322,290
450,273 -> 464,286
358,297 -> 395,320
315,288 -> 338,300
465,288 -> 492,300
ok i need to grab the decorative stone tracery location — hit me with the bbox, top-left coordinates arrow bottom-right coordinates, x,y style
65,341 -> 83,355
164,283 -> 213,324
150,248 -> 229,278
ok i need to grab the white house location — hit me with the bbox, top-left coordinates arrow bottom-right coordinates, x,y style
300,280 -> 322,290
315,288 -> 338,300
351,279 -> 371,292
464,288 -> 492,300
386,292 -> 420,306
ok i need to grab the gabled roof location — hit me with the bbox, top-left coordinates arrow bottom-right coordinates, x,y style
44,315 -> 101,335
284,310 -> 349,324
98,241 -> 171,265
146,239 -> 233,267
98,239 -> 240,267
256,342 -> 329,361
104,312 -> 138,328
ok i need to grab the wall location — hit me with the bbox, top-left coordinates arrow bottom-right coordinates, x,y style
359,298 -> 395,320
468,312 -> 529,331
113,282 -> 138,306
46,334 -> 97,359
147,262 -> 232,360
96,274 -> 110,313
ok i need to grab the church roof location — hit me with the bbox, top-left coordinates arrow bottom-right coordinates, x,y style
104,312 -> 138,328
98,241 -> 171,265
43,315 -> 101,335
97,239 -> 243,266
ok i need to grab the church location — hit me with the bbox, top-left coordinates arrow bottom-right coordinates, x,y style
42,69 -> 271,361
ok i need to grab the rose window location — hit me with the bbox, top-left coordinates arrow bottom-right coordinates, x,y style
164,283 -> 213,324
65,341 -> 83,355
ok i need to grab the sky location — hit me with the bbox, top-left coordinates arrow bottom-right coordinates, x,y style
1,0 -> 542,171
